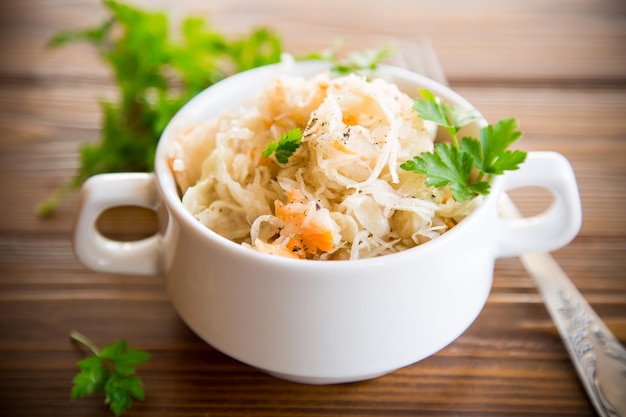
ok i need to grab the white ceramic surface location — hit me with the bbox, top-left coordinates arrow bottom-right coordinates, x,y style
73,61 -> 582,384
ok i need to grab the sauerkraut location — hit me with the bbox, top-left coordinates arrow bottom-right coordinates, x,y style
168,71 -> 481,260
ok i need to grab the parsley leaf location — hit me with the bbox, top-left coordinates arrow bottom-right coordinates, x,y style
462,118 -> 527,175
262,128 -> 303,164
400,143 -> 490,202
70,330 -> 151,416
72,356 -> 107,398
402,90 -> 526,202
299,40 -> 394,76
412,88 -> 481,146
331,46 -> 394,75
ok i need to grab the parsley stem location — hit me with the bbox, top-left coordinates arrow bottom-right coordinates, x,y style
452,133 -> 459,148
37,180 -> 75,217
444,127 -> 459,148
70,330 -> 101,356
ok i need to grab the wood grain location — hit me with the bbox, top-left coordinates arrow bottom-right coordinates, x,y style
1,0 -> 625,416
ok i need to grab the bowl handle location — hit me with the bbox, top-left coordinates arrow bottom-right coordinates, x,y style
494,151 -> 582,258
73,173 -> 162,276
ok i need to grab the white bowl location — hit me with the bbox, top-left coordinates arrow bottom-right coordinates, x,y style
74,61 -> 582,384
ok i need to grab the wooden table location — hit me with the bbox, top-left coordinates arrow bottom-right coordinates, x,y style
1,0 -> 625,415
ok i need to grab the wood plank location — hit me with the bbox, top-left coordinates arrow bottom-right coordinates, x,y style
1,0 -> 625,84
0,299 -> 598,416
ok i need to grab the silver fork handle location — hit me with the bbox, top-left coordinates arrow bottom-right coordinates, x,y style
500,194 -> 626,417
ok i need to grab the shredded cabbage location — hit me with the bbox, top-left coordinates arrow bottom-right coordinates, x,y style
168,71 -> 481,260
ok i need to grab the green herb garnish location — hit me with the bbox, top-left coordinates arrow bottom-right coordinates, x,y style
38,0 -> 283,216
262,128 -> 303,164
410,88 -> 481,147
299,40 -> 394,75
400,89 -> 527,202
70,330 -> 151,416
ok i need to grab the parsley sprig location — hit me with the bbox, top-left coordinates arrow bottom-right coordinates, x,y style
262,128 -> 303,164
401,89 -> 527,202
70,330 -> 151,416
38,0 -> 283,216
300,41 -> 394,76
